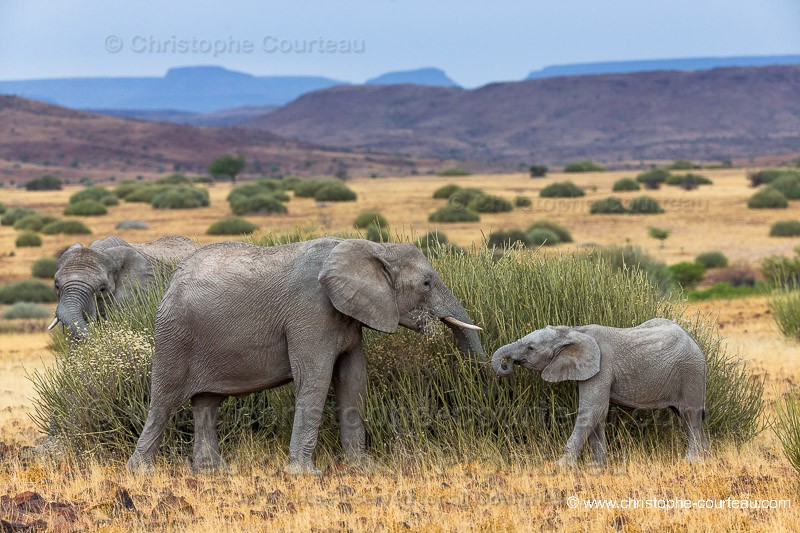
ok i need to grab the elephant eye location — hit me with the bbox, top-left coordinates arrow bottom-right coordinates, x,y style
99,286 -> 107,293
422,280 -> 431,288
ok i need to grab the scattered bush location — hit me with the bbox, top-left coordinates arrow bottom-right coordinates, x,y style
668,160 -> 699,170
529,165 -> 548,178
514,196 -> 531,207
669,262 -> 706,290
563,160 -> 605,172
527,220 -> 572,243
628,196 -> 664,214
428,205 -> 480,223
16,232 -> 42,247
748,168 -> 800,187
115,220 -> 149,230
770,220 -> 800,237
774,394 -> 800,473
156,173 -> 192,185
0,280 -> 56,303
415,231 -> 455,258
227,181 -> 288,210
648,227 -> 670,243
447,188 -> 485,208
612,178 -> 640,192
314,182 -> 357,202
590,197 -> 627,214
3,302 -> 51,320
353,212 -> 389,229
0,202 -> 5,214
124,185 -> 167,203
487,229 -> 529,249
761,254 -> 800,286
230,194 -> 288,215
69,187 -> 119,206
25,175 -> 62,191
41,220 -> 91,235
636,169 -> 671,190
704,263 -> 757,287
768,175 -> 800,200
748,187 -> 788,209
469,194 -> 513,213
527,228 -> 560,246
32,258 -> 58,279
540,181 -> 584,198
770,285 -> 800,340
114,181 -> 145,199
151,186 -> 210,209
665,173 -> 713,190
13,214 -> 57,232
63,200 -> 108,216
292,180 -> 329,198
1,208 -> 38,226
206,217 -> 259,236
365,224 -> 390,243
436,167 -> 472,177
432,184 -> 462,199
695,251 -> 729,269
688,282 -> 762,301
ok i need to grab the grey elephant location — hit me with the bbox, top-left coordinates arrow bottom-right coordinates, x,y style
492,318 -> 708,466
50,235 -> 199,338
127,237 -> 484,475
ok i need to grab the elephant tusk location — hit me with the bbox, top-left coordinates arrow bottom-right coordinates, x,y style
442,316 -> 483,331
47,317 -> 59,330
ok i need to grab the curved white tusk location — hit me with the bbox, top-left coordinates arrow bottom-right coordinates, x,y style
442,316 -> 483,331
47,317 -> 60,330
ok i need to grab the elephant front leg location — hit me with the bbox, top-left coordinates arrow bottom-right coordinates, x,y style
333,347 -> 367,463
557,385 -> 609,467
587,419 -> 608,466
191,393 -> 228,473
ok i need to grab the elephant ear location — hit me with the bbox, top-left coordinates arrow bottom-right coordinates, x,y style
318,240 -> 399,333
102,246 -> 155,302
541,330 -> 601,382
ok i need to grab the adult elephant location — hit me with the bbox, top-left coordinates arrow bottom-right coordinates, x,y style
50,236 -> 199,338
127,238 -> 484,475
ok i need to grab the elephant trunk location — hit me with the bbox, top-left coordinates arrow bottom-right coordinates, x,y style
55,285 -> 94,338
434,281 -> 486,362
492,343 -> 516,377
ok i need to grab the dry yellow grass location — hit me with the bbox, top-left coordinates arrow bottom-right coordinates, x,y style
1,171 -> 799,530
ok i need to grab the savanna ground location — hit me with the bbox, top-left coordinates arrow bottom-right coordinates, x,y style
1,168 -> 799,530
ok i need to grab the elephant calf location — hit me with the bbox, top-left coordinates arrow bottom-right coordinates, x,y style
492,318 -> 708,466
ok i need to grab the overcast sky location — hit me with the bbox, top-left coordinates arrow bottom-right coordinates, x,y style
1,0 -> 799,87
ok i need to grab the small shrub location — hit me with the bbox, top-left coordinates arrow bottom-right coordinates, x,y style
514,196 -> 531,207
1,208 -> 38,226
292,180 -> 329,198
563,160 -> 605,172
688,283 -> 762,301
314,182 -> 357,202
16,232 -> 42,247
527,228 -> 560,246
114,181 -> 145,199
668,160 -> 698,170
432,184 -> 462,199
69,187 -> 119,206
695,251 -> 728,269
448,188 -> 486,208
761,255 -> 800,286
365,224 -> 390,243
25,175 -> 62,191
115,220 -> 149,230
529,165 -> 548,178
63,200 -> 107,216
353,212 -> 389,229
770,285 -> 800,339
41,220 -> 91,235
705,263 -> 757,287
748,187 -> 788,209
774,394 -> 800,473
156,173 -> 191,185
628,196 -> 664,214
0,280 -> 56,303
230,194 -> 288,215
669,262 -> 706,290
527,220 -> 572,243
590,197 -> 627,214
3,302 -> 51,320
666,173 -> 713,190
636,169 -> 671,190
206,217 -> 259,236
469,194 -> 513,213
124,185 -> 167,203
590,245 -> 676,295
151,186 -> 210,209
770,220 -> 800,237
748,168 -> 800,187
415,231 -> 455,258
436,167 -> 472,176
540,181 -> 584,198
32,258 -> 58,279
13,214 -> 56,232
612,178 -> 640,192
648,227 -> 670,243
769,175 -> 800,200
428,205 -> 480,223
487,229 -> 529,249
227,181 -> 288,208
0,202 -> 5,214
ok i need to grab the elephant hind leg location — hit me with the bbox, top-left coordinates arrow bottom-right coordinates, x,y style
678,406 -> 709,462
191,393 -> 228,473
333,347 -> 367,462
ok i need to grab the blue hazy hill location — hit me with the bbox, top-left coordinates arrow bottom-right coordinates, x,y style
365,67 -> 459,87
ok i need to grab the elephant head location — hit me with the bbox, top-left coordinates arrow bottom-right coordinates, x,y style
319,240 -> 485,359
492,326 -> 600,381
51,242 -> 155,338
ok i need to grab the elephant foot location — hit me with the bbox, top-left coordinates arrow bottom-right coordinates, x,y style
683,453 -> 705,464
284,462 -> 323,477
554,455 -> 578,469
32,435 -> 66,459
126,450 -> 155,474
192,456 -> 230,475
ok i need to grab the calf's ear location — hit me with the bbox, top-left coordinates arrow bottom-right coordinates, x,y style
541,330 -> 601,382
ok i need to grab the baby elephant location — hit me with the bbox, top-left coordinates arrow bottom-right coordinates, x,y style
492,318 -> 708,466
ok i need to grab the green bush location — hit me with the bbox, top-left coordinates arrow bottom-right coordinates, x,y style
151,186 -> 210,209
695,251 -> 728,269
563,160 -> 605,172
770,220 -> 800,237
206,217 -> 259,236
230,194 -> 288,215
527,220 -> 572,243
628,196 -> 664,214
41,220 -> 91,235
0,280 -> 56,303
514,196 -> 531,207
436,167 -> 472,176
124,185 -> 167,203
612,178 -> 640,192
365,224 -> 390,243
314,182 -> 357,202
32,258 -> 58,279
527,228 -> 559,246
30,245 -> 762,460
415,231 -> 455,258
227,181 -> 288,208
469,194 -> 513,213
432,184 -> 462,199
770,285 -> 800,339
114,181 -> 145,199
3,302 -> 51,320
292,180 -> 329,198
63,200 -> 107,216
636,169 -> 671,190
15,232 -> 42,247
748,187 -> 788,209
540,181 -> 584,198
448,188 -> 486,208
590,197 -> 627,214
353,212 -> 389,229
668,160 -> 698,170
13,214 -> 57,232
769,175 -> 800,200
529,165 -> 548,177
648,227 -> 670,242
774,394 -> 800,473
69,187 -> 119,206
428,205 -> 480,223
0,202 -> 5,214
487,229 -> 529,249
665,173 -> 713,190
688,283 -> 761,302
669,262 -> 706,290
1,208 -> 38,226
748,168 -> 800,187
589,245 -> 676,295
25,175 -> 62,191
156,173 -> 192,185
